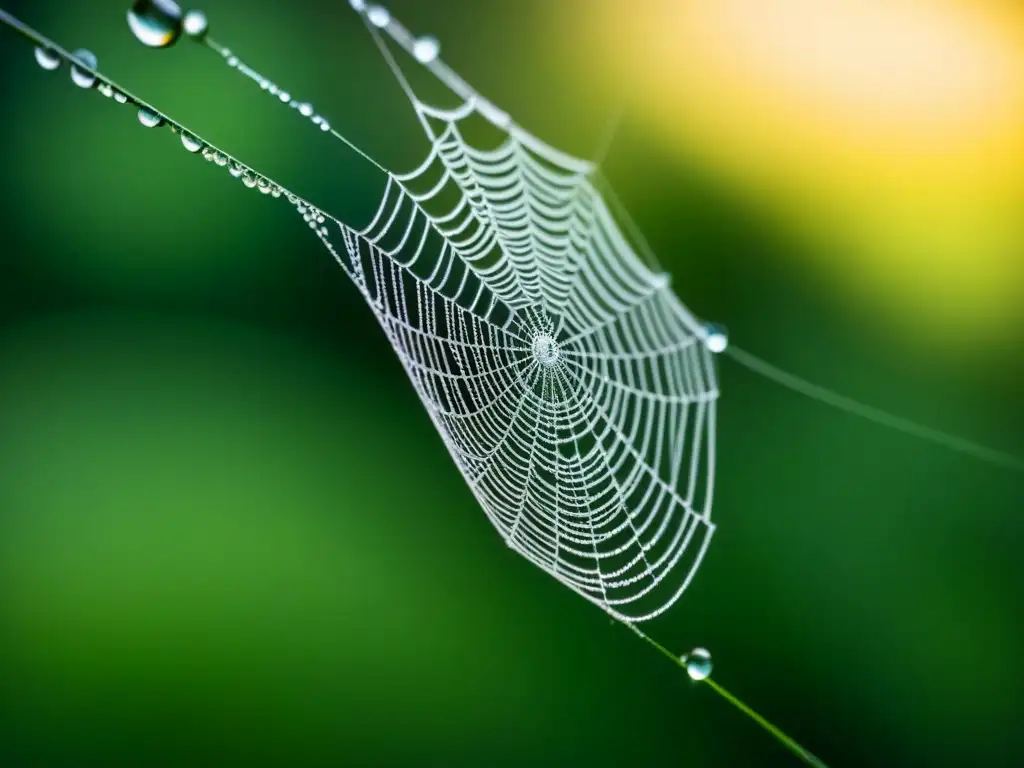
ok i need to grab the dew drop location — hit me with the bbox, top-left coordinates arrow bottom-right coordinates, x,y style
34,47 -> 61,71
703,324 -> 729,354
257,178 -> 271,194
226,55 -> 239,68
183,9 -> 209,39
180,132 -> 204,153
299,103 -> 314,117
367,6 -> 391,27
97,82 -> 114,98
127,0 -> 184,49
228,162 -> 244,178
70,49 -> 98,89
137,107 -> 164,128
651,273 -> 670,290
270,187 -> 283,198
113,90 -> 129,104
242,173 -> 258,189
412,36 -> 440,64
349,0 -> 366,11
278,91 -> 291,102
319,120 -> 331,132
682,647 -> 712,681
214,153 -> 228,167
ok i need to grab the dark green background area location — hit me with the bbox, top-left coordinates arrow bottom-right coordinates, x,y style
0,2 -> 1021,766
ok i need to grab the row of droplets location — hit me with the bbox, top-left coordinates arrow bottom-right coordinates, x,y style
350,0 -> 442,64
32,43 -> 288,201
218,49 -> 331,133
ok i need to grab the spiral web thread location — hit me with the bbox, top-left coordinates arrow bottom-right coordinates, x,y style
294,5 -> 720,623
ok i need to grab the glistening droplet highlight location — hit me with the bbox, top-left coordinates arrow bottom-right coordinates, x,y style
69,49 -> 98,88
180,133 -> 204,153
183,10 -> 209,39
683,648 -> 713,681
412,36 -> 440,64
703,324 -> 729,354
127,0 -> 184,48
137,107 -> 164,128
34,47 -> 61,71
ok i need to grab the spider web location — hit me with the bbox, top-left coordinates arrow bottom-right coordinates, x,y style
293,5 -> 721,622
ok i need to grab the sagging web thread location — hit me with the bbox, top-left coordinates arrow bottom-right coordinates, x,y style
301,15 -> 719,623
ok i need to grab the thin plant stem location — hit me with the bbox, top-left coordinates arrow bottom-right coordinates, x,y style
624,622 -> 829,768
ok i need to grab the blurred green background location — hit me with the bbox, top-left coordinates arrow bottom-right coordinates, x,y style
0,1 -> 1022,766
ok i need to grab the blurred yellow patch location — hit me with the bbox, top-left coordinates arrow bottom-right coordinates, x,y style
576,0 -> 1024,345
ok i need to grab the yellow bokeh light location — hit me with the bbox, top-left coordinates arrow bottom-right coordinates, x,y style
572,0 -> 1024,345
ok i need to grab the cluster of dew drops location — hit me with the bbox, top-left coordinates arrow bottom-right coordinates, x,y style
30,1 -> 296,202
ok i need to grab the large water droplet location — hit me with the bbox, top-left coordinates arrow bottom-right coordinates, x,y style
137,107 -> 164,128
703,324 -> 729,354
682,647 -> 712,681
70,49 -> 98,89
127,0 -> 184,48
183,10 -> 209,39
34,47 -> 61,71
412,36 -> 440,64
180,133 -> 204,153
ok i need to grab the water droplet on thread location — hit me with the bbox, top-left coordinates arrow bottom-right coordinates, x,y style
349,0 -> 367,11
228,163 -> 244,178
412,36 -> 440,64
298,103 -> 314,117
682,647 -> 712,681
227,55 -> 239,68
180,132 -> 204,153
34,47 -> 61,71
183,9 -> 209,39
70,49 -> 98,89
242,173 -> 258,189
278,91 -> 291,102
703,324 -> 729,354
113,91 -> 129,104
127,0 -> 184,48
367,6 -> 391,27
137,107 -> 164,127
